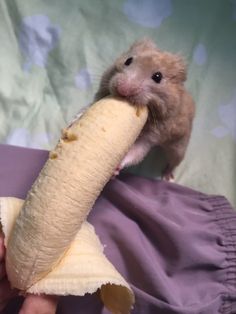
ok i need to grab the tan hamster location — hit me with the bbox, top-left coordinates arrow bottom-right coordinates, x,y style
75,39 -> 195,180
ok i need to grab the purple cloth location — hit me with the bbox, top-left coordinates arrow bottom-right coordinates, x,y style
0,144 -> 236,314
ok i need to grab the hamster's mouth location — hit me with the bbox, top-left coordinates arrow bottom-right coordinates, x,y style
118,94 -> 142,105
110,88 -> 147,108
109,81 -> 147,107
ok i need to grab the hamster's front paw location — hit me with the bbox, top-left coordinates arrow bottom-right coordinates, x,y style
162,165 -> 175,182
111,166 -> 121,179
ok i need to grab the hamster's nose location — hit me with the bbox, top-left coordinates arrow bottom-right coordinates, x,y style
116,81 -> 140,97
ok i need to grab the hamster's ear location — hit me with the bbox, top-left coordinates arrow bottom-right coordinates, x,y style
129,38 -> 158,52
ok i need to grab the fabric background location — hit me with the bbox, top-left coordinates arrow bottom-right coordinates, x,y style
0,0 -> 235,205
1,144 -> 236,314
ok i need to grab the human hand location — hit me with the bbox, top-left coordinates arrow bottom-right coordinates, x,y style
0,232 -> 59,314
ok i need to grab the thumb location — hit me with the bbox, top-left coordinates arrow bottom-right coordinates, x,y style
19,294 -> 59,314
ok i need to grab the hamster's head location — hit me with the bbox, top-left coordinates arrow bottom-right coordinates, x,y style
95,39 -> 187,119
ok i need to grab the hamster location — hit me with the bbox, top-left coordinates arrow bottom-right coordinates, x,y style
75,39 -> 195,180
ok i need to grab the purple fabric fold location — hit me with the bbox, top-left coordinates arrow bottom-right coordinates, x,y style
0,144 -> 236,314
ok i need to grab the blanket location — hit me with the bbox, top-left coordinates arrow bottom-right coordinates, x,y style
0,0 -> 235,204
1,144 -> 236,314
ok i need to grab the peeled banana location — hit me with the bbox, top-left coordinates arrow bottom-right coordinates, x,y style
2,97 -> 148,312
0,197 -> 135,314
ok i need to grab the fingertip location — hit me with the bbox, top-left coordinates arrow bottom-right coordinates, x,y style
20,294 -> 59,314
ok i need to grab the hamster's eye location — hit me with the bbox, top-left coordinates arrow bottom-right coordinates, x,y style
152,72 -> 163,83
124,57 -> 133,66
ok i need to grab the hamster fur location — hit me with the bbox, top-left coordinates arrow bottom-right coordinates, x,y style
75,39 -> 195,180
